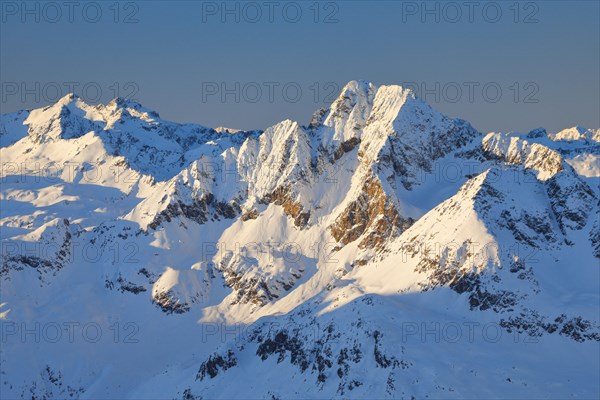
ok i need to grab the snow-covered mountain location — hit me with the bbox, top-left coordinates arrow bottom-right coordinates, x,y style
1,81 -> 598,399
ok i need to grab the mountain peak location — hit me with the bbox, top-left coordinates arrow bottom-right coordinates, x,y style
339,79 -> 375,95
527,127 -> 548,139
324,80 -> 377,126
364,83 -> 442,136
552,126 -> 600,142
55,92 -> 81,106
107,97 -> 160,119
109,96 -> 141,109
308,80 -> 377,148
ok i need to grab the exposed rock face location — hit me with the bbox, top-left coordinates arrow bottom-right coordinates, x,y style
224,272 -> 282,305
500,311 -> 600,342
545,170 -> 596,234
130,154 -> 245,230
414,249 -> 520,313
16,365 -> 85,400
105,274 -> 147,294
333,137 -> 361,162
482,132 -> 564,180
262,186 -> 310,228
330,177 -> 413,250
527,127 -> 548,139
1,218 -> 75,282
202,297 -> 411,395
473,168 -> 576,249
590,206 -> 600,258
147,195 -> 240,230
152,290 -> 191,314
148,267 -> 213,314
240,208 -> 259,221
217,244 -> 306,306
197,351 -> 237,380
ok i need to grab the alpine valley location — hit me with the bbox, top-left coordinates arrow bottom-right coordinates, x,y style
1,81 -> 599,399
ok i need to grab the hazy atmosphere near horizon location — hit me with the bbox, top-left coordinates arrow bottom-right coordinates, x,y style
1,1 -> 599,133
1,1 -> 599,400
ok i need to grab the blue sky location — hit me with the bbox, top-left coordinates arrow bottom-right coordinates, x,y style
1,0 -> 599,133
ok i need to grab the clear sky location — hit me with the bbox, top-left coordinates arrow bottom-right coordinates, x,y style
1,0 -> 599,134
